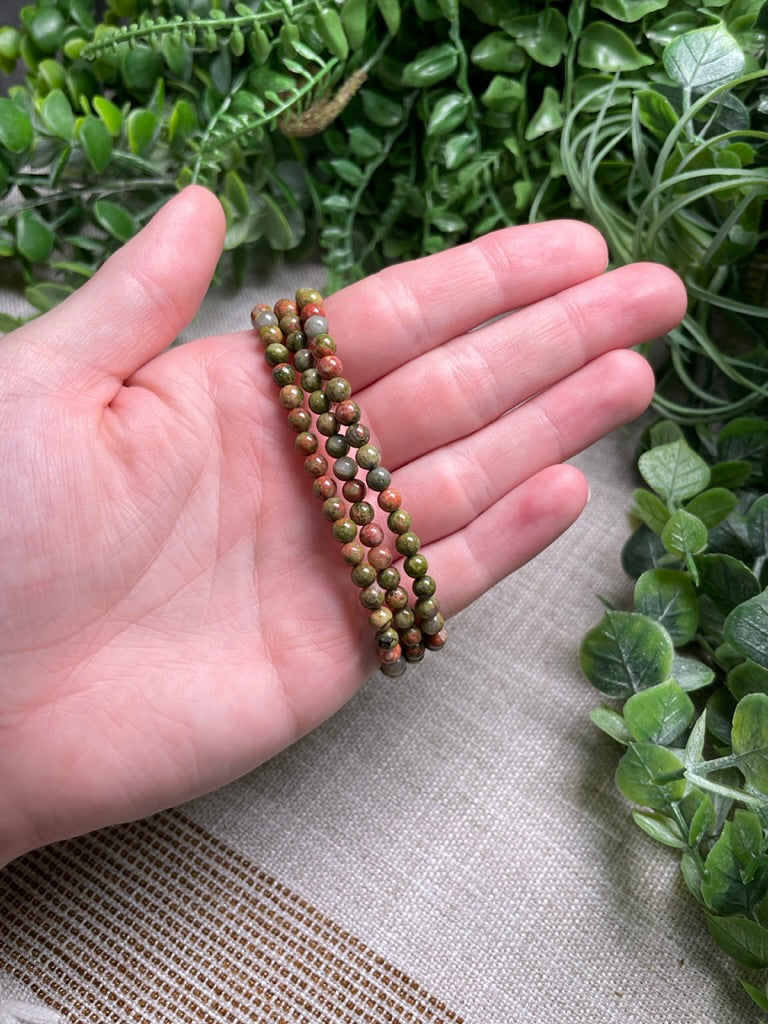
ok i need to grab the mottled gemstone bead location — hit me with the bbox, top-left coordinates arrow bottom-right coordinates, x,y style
376,627 -> 400,651
366,466 -> 391,491
310,334 -> 336,358
304,315 -> 329,339
287,408 -> 312,432
378,644 -> 403,664
395,532 -> 420,556
412,575 -> 437,599
387,508 -> 412,534
335,399 -> 360,426
300,302 -> 325,320
400,624 -> 422,647
360,523 -> 384,548
380,656 -> 407,678
377,487 -> 402,513
316,412 -> 339,437
332,456 -> 358,481
295,287 -> 324,308
369,606 -> 393,632
332,517 -> 358,543
340,539 -> 366,566
295,431 -> 318,455
285,330 -> 307,352
312,475 -> 337,500
345,422 -> 370,448
360,582 -> 386,610
279,384 -> 304,409
424,628 -> 448,651
279,313 -> 302,336
293,348 -> 314,372
264,342 -> 290,367
326,377 -> 352,403
301,369 -> 323,393
321,496 -> 346,522
259,324 -> 284,347
403,643 -> 425,663
421,612 -> 445,635
404,553 -> 429,578
416,597 -> 440,620
317,354 -> 344,380
274,297 -> 298,320
304,454 -> 328,478
369,545 -> 393,571
377,565 -> 400,591
385,586 -> 409,611
308,389 -> 330,414
349,501 -> 375,526
351,562 -> 377,588
342,478 -> 367,502
251,306 -> 276,329
325,433 -> 349,458
356,444 -> 380,471
272,363 -> 296,387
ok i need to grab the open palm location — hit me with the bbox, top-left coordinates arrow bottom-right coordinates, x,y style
0,186 -> 687,865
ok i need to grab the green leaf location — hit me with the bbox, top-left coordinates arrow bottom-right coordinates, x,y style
685,488 -> 738,530
636,89 -> 679,143
15,210 -> 54,262
740,979 -> 768,1014
121,45 -> 163,93
688,790 -> 716,846
377,0 -> 401,34
591,0 -> 667,21
24,281 -> 72,312
731,693 -> 768,789
717,418 -> 768,468
347,126 -> 381,160
427,93 -> 471,136
632,809 -> 687,848
41,89 -> 75,140
615,742 -> 686,810
0,97 -> 33,153
329,158 -> 365,187
663,24 -> 746,91
697,553 -> 760,615
92,95 -> 123,137
634,568 -> 699,646
621,525 -> 668,579
661,510 -> 708,564
340,0 -> 368,51
580,610 -> 675,698
93,199 -> 138,243
578,21 -> 654,72
702,820 -> 754,915
726,595 -> 768,670
747,495 -> 768,554
315,8 -> 348,61
673,654 -> 715,692
624,680 -> 694,745
710,461 -> 753,489
708,914 -> 768,969
524,86 -> 562,141
401,43 -> 458,87
360,89 -> 403,128
126,108 -> 157,157
480,75 -> 525,111
590,705 -> 633,745
77,114 -> 113,172
638,440 -> 711,505
728,661 -> 768,701
500,10 -> 568,67
632,488 -> 670,534
169,98 -> 197,149
470,32 -> 526,72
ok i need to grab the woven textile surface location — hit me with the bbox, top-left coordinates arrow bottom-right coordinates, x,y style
0,264 -> 757,1023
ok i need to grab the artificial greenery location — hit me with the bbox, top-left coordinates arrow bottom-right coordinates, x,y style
581,418 -> 768,1013
0,0 -> 766,421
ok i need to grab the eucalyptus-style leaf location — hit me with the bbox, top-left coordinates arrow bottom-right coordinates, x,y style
726,594 -> 768,669
590,705 -> 633,745
591,0 -> 667,22
661,509 -> 708,561
746,494 -> 768,554
621,524 -> 668,579
638,441 -> 711,505
0,97 -> 33,153
731,693 -> 768,789
708,914 -> 768,969
340,0 -> 367,51
580,609 -> 675,698
624,680 -> 695,745
663,24 -> 745,91
717,418 -> 768,468
615,742 -> 686,810
634,568 -> 699,646
672,654 -> 715,692
685,488 -> 738,531
500,10 -> 568,68
632,809 -> 687,848
632,488 -> 670,534
702,820 -> 755,916
728,661 -> 768,701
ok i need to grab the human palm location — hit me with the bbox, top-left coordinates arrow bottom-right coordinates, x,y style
0,186 -> 687,865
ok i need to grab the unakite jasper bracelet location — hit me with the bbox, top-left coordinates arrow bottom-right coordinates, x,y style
250,290 -> 447,677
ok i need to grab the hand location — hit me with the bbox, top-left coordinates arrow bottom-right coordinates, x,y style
0,186 -> 687,864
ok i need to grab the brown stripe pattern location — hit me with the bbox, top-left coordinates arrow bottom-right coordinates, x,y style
0,810 -> 463,1024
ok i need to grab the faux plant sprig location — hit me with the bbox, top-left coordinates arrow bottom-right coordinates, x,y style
581,419 -> 768,1013
0,0 -> 765,427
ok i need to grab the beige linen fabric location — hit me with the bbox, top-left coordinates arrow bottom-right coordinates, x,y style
0,269 -> 756,1022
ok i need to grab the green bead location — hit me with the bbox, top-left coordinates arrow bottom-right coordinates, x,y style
412,575 -> 437,598
309,389 -> 330,414
331,518 -> 357,543
377,565 -> 401,591
376,626 -> 399,651
293,348 -> 314,372
387,508 -> 411,534
416,597 -> 440,619
272,363 -> 296,387
326,376 -> 352,402
368,606 -> 393,632
356,443 -> 380,470
287,408 -> 311,432
279,384 -> 304,409
393,607 -> 415,631
345,423 -> 370,448
395,532 -> 420,556
367,466 -> 391,491
351,562 -> 377,588
302,368 -> 323,393
316,412 -> 339,437
380,657 -> 407,678
360,582 -> 386,609
350,501 -> 375,526
265,342 -> 290,367
285,330 -> 307,352
333,456 -> 358,481
295,431 -> 317,454
404,553 -> 428,578
385,586 -> 409,611
325,433 -> 349,458
421,612 -> 445,635
322,496 -> 346,521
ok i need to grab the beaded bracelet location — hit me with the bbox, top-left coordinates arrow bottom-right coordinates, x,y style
250,289 -> 447,677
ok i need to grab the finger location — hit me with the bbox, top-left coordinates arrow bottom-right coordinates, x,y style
323,219 -> 610,388
385,348 -> 654,546
428,462 -> 589,617
4,186 -> 225,395
358,261 -> 684,468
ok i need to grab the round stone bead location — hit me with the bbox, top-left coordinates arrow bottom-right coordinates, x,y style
387,508 -> 411,534
368,606 -> 393,632
295,287 -> 323,308
310,334 -> 336,358
264,342 -> 290,367
301,368 -> 323,393
378,644 -> 403,665
325,433 -> 349,458
331,518 -> 357,543
259,324 -> 284,347
369,545 -> 393,571
395,532 -> 420,556
312,475 -> 337,500
404,553 -> 429,578
274,297 -> 298,320
342,478 -> 367,502
340,539 -> 366,566
322,496 -> 346,522
335,400 -> 360,426
345,423 -> 370,448
380,657 -> 407,678
377,565 -> 400,591
326,377 -> 352,403
304,454 -> 328,478
385,586 -> 409,611
360,523 -> 384,548
317,354 -> 343,379
251,307 -> 277,329
400,625 -> 422,647
300,302 -> 325,320
295,431 -> 318,455
304,314 -> 329,339
394,609 -> 416,633
421,612 -> 445,636
377,487 -> 402,512
351,562 -> 377,588
272,363 -> 296,387
425,628 -> 448,651
279,384 -> 303,409
333,456 -> 358,481
412,575 -> 437,599
316,412 -> 339,437
349,501 -> 375,526
308,389 -> 330,414
287,408 -> 312,432
293,348 -> 314,372
360,583 -> 386,610
356,444 -> 380,470
376,627 -> 400,651
416,596 -> 440,619
403,643 -> 425,664
279,313 -> 302,336
285,330 -> 307,352
366,467 -> 391,492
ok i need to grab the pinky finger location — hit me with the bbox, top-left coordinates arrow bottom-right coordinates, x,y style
428,463 -> 589,617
